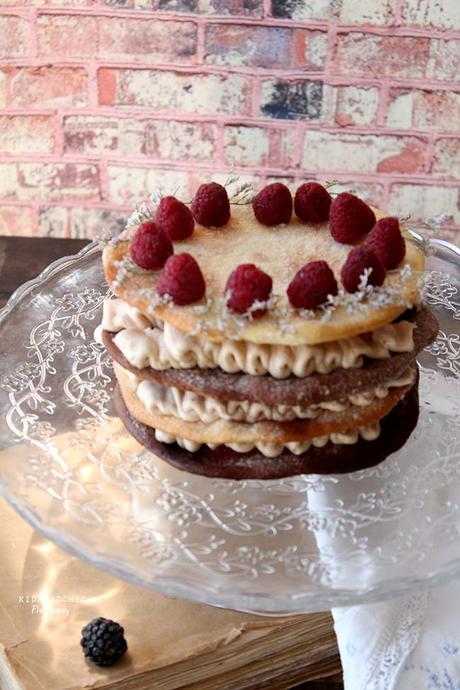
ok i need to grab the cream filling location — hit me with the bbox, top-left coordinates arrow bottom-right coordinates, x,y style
154,424 -> 382,458
103,299 -> 415,379
102,298 -> 154,330
130,369 -> 415,424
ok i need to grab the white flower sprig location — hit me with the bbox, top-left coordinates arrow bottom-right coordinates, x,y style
223,172 -> 255,205
230,181 -> 255,205
126,201 -> 156,228
95,230 -> 125,249
324,179 -> 341,189
404,212 -> 453,257
312,264 -> 419,324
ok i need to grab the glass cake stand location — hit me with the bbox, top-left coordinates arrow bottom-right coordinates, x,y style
0,236 -> 459,615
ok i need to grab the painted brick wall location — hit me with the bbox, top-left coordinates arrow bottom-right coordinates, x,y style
0,0 -> 459,242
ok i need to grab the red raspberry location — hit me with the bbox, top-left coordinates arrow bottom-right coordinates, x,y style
130,221 -> 173,270
156,196 -> 194,241
157,253 -> 206,305
330,192 -> 376,244
294,182 -> 332,223
341,246 -> 386,294
191,182 -> 230,228
287,260 -> 338,310
365,217 -> 406,269
225,264 -> 273,317
252,183 -> 292,226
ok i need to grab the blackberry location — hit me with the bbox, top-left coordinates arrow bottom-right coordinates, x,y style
80,617 -> 127,667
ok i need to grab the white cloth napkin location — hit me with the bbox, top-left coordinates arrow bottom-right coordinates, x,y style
332,580 -> 460,689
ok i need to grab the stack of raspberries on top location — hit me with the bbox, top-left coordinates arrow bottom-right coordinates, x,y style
99,181 -> 438,479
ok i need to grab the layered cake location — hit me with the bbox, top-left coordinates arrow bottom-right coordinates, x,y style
100,181 -> 438,479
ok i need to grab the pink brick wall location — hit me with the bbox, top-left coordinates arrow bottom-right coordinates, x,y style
0,0 -> 459,242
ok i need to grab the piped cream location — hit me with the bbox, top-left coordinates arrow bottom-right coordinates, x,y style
103,299 -> 415,379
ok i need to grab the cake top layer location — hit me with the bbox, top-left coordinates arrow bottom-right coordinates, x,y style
103,194 -> 425,347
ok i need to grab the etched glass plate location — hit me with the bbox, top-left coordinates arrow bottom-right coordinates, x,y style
0,239 -> 459,614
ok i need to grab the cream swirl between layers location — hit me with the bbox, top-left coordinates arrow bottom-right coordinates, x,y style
127,369 -> 415,424
102,298 -> 154,330
154,424 -> 382,458
103,299 -> 415,379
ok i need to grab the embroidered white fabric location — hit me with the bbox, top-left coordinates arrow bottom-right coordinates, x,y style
332,581 -> 460,689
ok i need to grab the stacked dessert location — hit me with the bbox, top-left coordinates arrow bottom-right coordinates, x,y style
101,181 -> 438,479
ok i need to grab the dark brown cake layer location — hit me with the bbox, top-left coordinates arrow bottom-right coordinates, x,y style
114,373 -> 420,480
104,305 -> 437,406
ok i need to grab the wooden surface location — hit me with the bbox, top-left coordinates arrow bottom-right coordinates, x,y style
0,235 -> 343,690
0,236 -> 89,307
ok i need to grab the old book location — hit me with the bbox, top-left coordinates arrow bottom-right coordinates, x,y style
0,500 -> 340,690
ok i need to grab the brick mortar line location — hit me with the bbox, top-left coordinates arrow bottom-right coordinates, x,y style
8,158 -> 457,179
59,120 -> 460,139
3,5 -> 460,38
2,157 -> 458,185
3,60 -> 459,91
395,0 -> 405,24
2,117 -> 459,139
1,6 -> 315,27
324,15 -> 338,78
332,24 -> 460,39
195,20 -> 206,64
87,61 -> 100,109
3,64 -> 12,108
2,58 -> 460,92
30,6 -> 38,58
53,111 -> 64,158
376,82 -> 390,128
114,171 -> 460,186
3,108 -> 460,139
0,106 -> 460,139
98,158 -> 110,205
0,7 -> 35,18
3,200 -> 130,210
425,137 -> 436,175
251,77 -> 262,119
292,126 -> 304,170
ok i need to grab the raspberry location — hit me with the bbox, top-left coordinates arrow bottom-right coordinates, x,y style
294,182 -> 332,223
225,264 -> 273,317
252,183 -> 292,226
130,221 -> 173,270
365,216 -> 406,269
157,253 -> 206,305
156,196 -> 194,241
329,192 -> 376,244
341,246 -> 386,293
191,182 -> 230,227
287,260 -> 338,310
